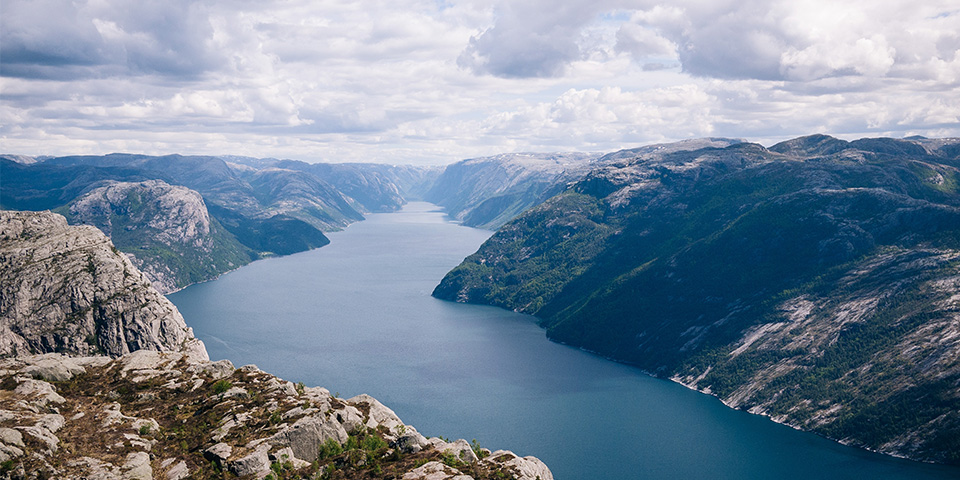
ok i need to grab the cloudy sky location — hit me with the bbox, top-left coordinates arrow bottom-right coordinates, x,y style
2,0 -> 958,164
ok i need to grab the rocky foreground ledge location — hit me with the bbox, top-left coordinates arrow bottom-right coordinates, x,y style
0,352 -> 552,480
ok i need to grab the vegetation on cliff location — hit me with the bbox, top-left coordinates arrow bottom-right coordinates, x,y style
433,135 -> 960,464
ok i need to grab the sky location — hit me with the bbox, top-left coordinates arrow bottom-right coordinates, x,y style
1,0 -> 959,165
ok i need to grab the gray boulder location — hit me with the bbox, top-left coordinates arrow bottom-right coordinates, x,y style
229,443 -> 271,478
270,415 -> 348,462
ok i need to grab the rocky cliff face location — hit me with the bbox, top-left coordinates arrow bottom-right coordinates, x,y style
0,350 -> 553,479
433,135 -> 960,464
0,210 -> 207,359
67,180 -> 254,293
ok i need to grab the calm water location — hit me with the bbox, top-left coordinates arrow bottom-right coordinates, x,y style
169,202 -> 959,479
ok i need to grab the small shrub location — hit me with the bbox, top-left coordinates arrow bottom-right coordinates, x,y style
362,434 -> 387,452
441,451 -> 461,468
139,424 -> 151,436
345,434 -> 359,451
211,379 -> 232,394
317,438 -> 343,460
470,439 -> 490,459
271,460 -> 293,475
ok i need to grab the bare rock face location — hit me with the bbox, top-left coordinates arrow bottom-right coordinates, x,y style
0,210 -> 207,359
67,180 -> 252,294
70,180 -> 213,247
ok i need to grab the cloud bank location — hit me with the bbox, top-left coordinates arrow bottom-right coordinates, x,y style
1,0 -> 958,164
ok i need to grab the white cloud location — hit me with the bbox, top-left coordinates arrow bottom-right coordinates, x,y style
1,0 -> 958,164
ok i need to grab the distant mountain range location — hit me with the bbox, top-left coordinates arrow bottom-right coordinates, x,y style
1,154 -> 438,292
433,134 -> 960,464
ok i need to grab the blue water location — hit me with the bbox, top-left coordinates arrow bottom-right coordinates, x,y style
169,202 -> 960,479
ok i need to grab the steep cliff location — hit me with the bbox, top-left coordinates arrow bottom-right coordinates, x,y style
433,135 -> 960,464
0,210 -> 207,359
67,180 -> 254,293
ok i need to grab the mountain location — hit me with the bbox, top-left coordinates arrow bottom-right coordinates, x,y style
1,155 -> 358,287
0,208 -> 552,480
246,167 -> 366,231
433,135 -> 960,464
65,180 -> 255,293
0,158 -> 153,211
272,160 -> 441,213
40,153 -> 363,232
2,154 -> 444,290
0,154 -> 49,165
426,140 -> 743,230
424,152 -> 601,229
0,210 -> 207,358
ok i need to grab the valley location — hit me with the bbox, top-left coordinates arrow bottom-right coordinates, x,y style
3,134 -> 960,477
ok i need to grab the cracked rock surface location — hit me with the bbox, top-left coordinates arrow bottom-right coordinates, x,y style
0,210 -> 206,359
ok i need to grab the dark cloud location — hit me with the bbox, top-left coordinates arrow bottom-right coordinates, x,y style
0,0 -> 220,80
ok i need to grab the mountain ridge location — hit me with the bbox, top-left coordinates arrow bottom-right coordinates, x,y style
433,135 -> 960,464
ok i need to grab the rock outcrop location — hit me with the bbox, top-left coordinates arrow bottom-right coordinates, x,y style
0,210 -> 207,359
67,180 -> 254,293
0,352 -> 552,480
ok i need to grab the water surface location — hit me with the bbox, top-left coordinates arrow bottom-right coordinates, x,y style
169,202 -> 959,479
